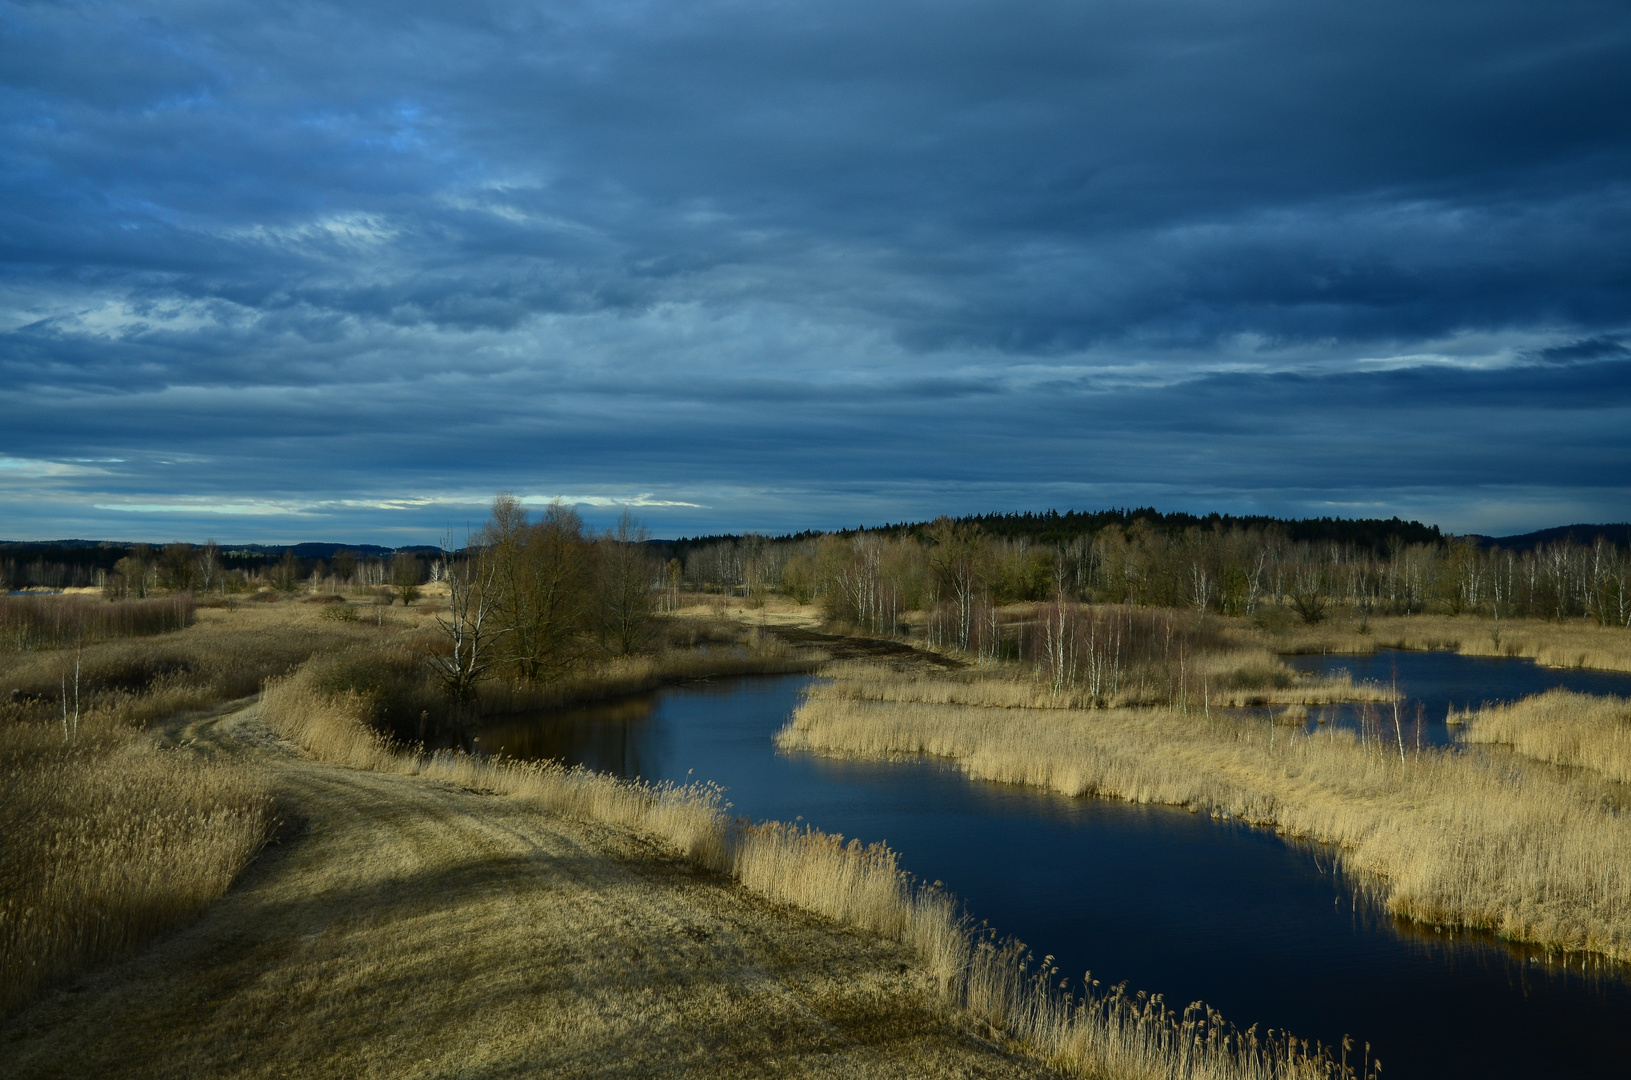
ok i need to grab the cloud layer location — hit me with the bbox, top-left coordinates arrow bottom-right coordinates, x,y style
2,0 -> 1628,540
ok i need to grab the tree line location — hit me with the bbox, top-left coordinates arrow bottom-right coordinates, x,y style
677,517 -> 1631,636
0,542 -> 442,599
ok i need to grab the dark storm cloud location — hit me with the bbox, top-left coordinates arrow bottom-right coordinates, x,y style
2,0 -> 1629,539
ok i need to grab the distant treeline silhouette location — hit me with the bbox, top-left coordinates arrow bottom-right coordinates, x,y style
674,512 -> 1631,631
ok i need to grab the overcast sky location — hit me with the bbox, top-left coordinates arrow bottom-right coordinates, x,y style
3,0 -> 1629,543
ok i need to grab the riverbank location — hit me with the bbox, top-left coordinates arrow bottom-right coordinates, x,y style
255,660 -> 1367,1080
1257,613 -> 1631,673
3,600 -> 1374,1080
780,667 -> 1631,964
1,703 -> 1055,1080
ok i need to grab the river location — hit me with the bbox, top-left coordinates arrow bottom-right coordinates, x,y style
472,650 -> 1631,1078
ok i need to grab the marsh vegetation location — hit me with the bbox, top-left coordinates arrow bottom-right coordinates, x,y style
782,661 -> 1631,964
6,504 -> 1631,1078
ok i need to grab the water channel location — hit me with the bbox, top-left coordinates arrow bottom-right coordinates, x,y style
472,651 -> 1631,1078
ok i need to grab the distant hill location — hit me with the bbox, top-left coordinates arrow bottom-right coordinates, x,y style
672,508 -> 1448,557
0,540 -> 441,560
1473,524 -> 1631,551
219,542 -> 443,559
0,539 -> 444,590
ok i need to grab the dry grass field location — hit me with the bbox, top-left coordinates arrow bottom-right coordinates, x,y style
782,669 -> 1631,964
2,703 -> 1055,1080
1,595 -> 1380,1080
255,660 -> 1369,1080
0,704 -> 269,1014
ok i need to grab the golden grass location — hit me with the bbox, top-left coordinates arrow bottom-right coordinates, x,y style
0,601 -> 807,1020
1456,689 -> 1631,783
0,602 -> 405,1015
3,705 -> 1057,1080
0,710 -> 269,1014
1259,614 -> 1631,673
257,654 -> 1374,1079
0,601 -> 397,729
781,670 -> 1631,964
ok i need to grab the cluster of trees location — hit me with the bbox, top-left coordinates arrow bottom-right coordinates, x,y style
433,499 -> 662,701
677,516 -> 1631,633
87,544 -> 437,601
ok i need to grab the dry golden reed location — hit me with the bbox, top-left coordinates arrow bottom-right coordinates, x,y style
0,602 -> 393,1015
1456,689 -> 1631,782
781,671 -> 1631,963
0,713 -> 270,1014
818,657 -> 1390,714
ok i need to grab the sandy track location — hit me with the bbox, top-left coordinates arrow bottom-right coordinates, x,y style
2,704 -> 1053,1079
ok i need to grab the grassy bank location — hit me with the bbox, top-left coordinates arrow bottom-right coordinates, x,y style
0,602 -> 382,1013
0,708 -> 269,1014
292,617 -> 819,747
0,598 -> 807,1018
258,656 -> 1375,1080
781,669 -> 1631,965
0,601 -> 388,729
1257,613 -> 1631,672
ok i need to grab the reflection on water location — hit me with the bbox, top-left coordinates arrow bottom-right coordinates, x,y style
474,695 -> 663,775
471,667 -> 1631,1080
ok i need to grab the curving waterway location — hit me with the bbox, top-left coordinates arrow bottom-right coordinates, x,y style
472,651 -> 1631,1079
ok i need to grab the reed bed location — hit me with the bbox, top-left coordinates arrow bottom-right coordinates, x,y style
781,672 -> 1631,964
817,657 -> 1391,714
0,603 -> 391,1014
1456,689 -> 1631,782
0,594 -> 195,652
277,630 -> 819,749
258,659 -> 1375,1080
1262,615 -> 1631,673
0,712 -> 270,1014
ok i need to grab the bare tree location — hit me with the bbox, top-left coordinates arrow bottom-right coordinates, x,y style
485,495 -> 591,683
196,541 -> 222,595
270,550 -> 303,592
429,534 -> 505,703
158,543 -> 196,592
392,552 -> 424,607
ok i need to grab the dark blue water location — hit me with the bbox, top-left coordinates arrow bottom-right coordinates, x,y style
1284,648 -> 1631,749
473,661 -> 1631,1079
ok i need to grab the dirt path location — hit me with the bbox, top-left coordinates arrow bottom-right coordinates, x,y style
1,703 -> 1052,1079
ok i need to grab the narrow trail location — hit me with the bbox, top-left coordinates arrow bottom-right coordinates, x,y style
2,702 -> 1051,1079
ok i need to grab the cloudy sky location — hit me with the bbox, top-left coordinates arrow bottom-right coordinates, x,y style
3,0 -> 1629,542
